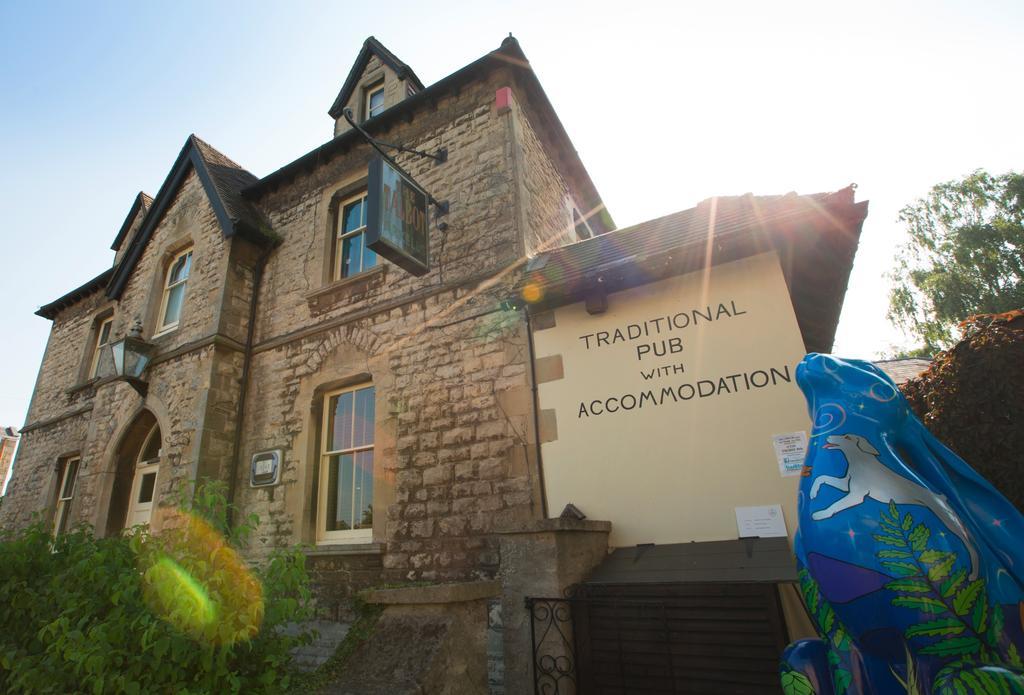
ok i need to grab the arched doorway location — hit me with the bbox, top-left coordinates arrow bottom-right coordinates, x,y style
126,423 -> 161,528
106,412 -> 162,535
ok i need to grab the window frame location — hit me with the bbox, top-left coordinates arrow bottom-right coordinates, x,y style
333,192 -> 377,281
155,247 -> 193,336
125,423 -> 161,530
317,382 -> 376,544
53,456 -> 80,536
573,209 -> 594,241
364,82 -> 385,120
88,316 -> 113,379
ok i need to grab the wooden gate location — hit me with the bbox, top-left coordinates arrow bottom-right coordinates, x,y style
528,582 -> 789,694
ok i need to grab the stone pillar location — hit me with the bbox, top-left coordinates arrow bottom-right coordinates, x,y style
495,518 -> 611,695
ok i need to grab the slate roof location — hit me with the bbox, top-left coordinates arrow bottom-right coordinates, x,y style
519,186 -> 869,354
36,268 -> 115,319
875,357 -> 932,384
327,36 -> 425,119
104,135 -> 273,300
189,136 -> 267,239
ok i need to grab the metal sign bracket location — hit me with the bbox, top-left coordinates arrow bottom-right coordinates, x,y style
343,108 -> 449,226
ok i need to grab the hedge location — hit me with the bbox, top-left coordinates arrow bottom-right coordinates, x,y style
0,482 -> 314,694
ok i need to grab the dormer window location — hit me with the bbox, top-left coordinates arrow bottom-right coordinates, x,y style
365,84 -> 385,120
156,247 -> 192,335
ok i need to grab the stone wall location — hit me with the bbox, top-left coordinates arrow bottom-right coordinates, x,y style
5,52 -> 610,637
113,201 -> 148,266
253,67 -> 520,344
496,520 -> 612,695
508,90 -> 578,256
0,433 -> 18,493
1,412 -> 90,529
231,69 -> 596,590
114,169 -> 234,348
4,166 -> 253,533
21,289 -> 111,427
333,54 -> 412,138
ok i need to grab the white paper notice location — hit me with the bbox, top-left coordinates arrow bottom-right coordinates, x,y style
773,431 -> 808,477
735,504 -> 788,538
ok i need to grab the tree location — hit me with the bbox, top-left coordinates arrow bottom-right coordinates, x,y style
889,169 -> 1024,352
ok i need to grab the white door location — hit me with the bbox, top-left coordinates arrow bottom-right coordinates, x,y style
126,460 -> 159,528
125,423 -> 161,529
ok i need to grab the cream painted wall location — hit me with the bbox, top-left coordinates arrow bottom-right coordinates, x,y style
534,252 -> 810,547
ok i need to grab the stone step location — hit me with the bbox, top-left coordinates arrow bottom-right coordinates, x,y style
284,619 -> 352,673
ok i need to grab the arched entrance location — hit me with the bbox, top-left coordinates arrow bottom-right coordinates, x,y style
106,411 -> 162,535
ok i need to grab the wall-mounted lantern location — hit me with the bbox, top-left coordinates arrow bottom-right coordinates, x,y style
106,320 -> 155,396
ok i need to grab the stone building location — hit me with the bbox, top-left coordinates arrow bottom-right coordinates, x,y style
5,35 -> 868,693
0,426 -> 19,495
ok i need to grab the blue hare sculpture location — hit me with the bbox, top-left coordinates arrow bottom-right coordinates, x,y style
781,354 -> 1024,694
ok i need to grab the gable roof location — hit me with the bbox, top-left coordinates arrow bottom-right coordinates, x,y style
518,186 -> 869,354
248,36 -> 609,231
328,36 -> 425,119
106,134 -> 273,299
110,191 -> 153,251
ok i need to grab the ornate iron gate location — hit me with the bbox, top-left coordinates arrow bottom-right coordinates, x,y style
526,594 -> 580,695
527,583 -> 788,694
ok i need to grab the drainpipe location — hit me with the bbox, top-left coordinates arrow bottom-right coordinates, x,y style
524,306 -> 549,519
226,246 -> 273,528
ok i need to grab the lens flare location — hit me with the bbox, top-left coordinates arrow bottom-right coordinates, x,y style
139,511 -> 264,645
144,555 -> 217,633
521,283 -> 543,303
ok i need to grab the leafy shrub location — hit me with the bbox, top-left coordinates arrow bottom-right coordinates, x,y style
900,310 -> 1024,512
0,482 -> 313,694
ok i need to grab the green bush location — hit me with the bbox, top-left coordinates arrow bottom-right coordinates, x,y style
901,311 -> 1024,512
0,482 -> 314,694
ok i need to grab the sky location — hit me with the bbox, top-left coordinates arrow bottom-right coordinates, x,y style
1,0 -> 1022,429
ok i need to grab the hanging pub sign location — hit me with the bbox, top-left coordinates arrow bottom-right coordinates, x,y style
366,156 -> 430,276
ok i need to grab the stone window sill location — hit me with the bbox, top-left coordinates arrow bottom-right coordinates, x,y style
305,266 -> 386,314
66,378 -> 102,396
304,542 -> 384,557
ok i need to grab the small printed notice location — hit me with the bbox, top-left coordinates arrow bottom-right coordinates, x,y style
772,431 -> 808,477
735,504 -> 788,538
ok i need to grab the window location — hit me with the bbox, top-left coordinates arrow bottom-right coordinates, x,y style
88,316 -> 113,378
53,457 -> 80,536
365,84 -> 385,120
334,193 -> 377,280
574,209 -> 594,241
318,383 -> 375,542
156,247 -> 192,334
